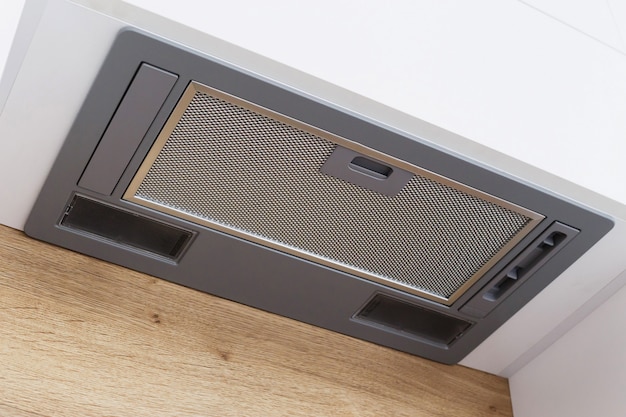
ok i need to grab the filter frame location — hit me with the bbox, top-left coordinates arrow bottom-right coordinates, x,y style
125,81 -> 544,305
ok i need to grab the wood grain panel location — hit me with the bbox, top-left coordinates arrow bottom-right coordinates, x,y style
0,225 -> 512,416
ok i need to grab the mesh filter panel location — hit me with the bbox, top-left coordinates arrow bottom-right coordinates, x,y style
125,82 -> 542,304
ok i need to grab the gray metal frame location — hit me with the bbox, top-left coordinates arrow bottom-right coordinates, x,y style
24,29 -> 613,364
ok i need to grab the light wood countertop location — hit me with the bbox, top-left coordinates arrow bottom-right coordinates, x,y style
0,225 -> 512,416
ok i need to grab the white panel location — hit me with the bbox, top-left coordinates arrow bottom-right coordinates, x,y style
510,268 -> 626,417
520,0 -> 625,51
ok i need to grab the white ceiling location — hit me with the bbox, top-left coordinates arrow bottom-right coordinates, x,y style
1,0 -> 625,377
122,0 -> 626,207
520,0 -> 625,52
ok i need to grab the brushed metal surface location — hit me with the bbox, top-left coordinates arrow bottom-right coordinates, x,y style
125,81 -> 543,304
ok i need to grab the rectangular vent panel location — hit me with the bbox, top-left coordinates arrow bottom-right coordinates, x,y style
61,195 -> 192,259
355,294 -> 473,346
124,81 -> 544,304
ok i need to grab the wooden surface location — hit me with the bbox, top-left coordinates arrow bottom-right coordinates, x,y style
0,225 -> 512,416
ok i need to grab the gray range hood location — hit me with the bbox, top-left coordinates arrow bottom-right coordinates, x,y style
24,29 -> 612,364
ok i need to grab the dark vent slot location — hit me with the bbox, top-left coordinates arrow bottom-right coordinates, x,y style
61,196 -> 192,259
356,294 -> 472,346
349,156 -> 393,179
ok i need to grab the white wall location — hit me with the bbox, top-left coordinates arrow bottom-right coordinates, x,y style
510,267 -> 626,417
0,2 -> 23,65
0,0 -> 27,108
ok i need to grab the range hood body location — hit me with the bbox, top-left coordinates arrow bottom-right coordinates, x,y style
24,29 -> 613,364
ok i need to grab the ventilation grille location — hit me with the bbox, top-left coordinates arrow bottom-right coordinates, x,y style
125,82 -> 543,304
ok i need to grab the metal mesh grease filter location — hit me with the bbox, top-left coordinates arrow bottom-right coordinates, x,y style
129,86 -> 536,303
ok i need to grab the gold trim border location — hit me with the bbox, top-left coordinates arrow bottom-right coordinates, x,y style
124,81 -> 545,305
